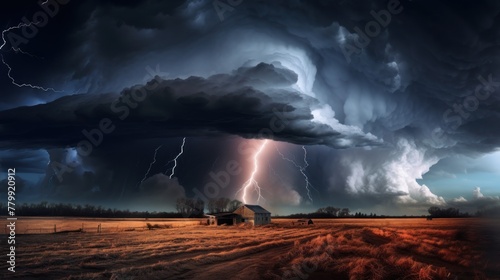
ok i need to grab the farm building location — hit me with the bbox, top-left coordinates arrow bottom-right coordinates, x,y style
233,204 -> 271,225
206,204 -> 271,226
206,213 -> 242,226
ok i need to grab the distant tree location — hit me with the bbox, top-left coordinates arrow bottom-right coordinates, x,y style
325,206 -> 340,217
176,198 -> 206,217
428,206 -> 440,217
176,197 -> 187,214
339,208 -> 350,217
316,207 -> 325,214
315,206 -> 340,217
215,197 -> 230,212
228,199 -> 243,212
476,206 -> 500,217
184,198 -> 194,213
428,207 -> 466,218
193,198 -> 205,216
207,198 -> 217,214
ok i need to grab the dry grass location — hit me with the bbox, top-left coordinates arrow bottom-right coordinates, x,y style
0,217 -> 200,234
0,218 -> 498,280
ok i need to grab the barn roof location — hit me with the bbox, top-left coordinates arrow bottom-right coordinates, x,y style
243,204 -> 271,214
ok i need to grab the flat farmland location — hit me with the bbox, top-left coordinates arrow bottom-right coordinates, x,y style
0,218 -> 499,280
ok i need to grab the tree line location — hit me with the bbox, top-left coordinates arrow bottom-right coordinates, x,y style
175,197 -> 243,215
427,207 -> 470,218
1,201 -> 494,218
0,197 -> 245,218
0,197 -> 244,218
286,206 -> 351,218
0,201 -> 202,218
284,206 -> 483,219
475,205 -> 500,217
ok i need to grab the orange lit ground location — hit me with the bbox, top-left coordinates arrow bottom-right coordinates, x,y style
0,218 -> 499,279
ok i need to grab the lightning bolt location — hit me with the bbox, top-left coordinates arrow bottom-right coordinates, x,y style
237,140 -> 269,204
166,137 -> 186,179
275,144 -> 314,202
139,145 -> 162,186
1,22 -> 63,92
302,146 -> 309,168
0,22 -> 31,51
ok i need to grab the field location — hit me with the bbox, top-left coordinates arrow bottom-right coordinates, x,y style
1,218 -> 499,280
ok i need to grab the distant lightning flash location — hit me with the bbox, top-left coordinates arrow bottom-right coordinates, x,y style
302,146 -> 309,168
1,22 -> 63,92
166,137 -> 186,179
237,140 -> 269,204
0,55 -> 62,92
0,22 -> 31,51
275,144 -> 315,202
139,145 -> 163,186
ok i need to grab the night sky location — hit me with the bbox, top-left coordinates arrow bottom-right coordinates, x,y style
0,0 -> 499,215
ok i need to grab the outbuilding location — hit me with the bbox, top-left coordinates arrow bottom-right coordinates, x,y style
206,204 -> 271,226
233,204 -> 271,225
206,213 -> 242,226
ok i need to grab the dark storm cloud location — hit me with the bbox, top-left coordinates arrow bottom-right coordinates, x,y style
0,0 -> 187,109
0,149 -> 48,174
449,187 -> 500,212
0,174 -> 37,209
1,0 -> 500,212
0,176 -> 29,193
0,63 -> 381,150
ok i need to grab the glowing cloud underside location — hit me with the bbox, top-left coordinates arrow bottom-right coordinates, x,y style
237,140 -> 269,204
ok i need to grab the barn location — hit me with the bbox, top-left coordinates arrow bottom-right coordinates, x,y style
233,204 -> 271,225
206,204 -> 271,226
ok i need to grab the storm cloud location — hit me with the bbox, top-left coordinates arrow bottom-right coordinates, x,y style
0,62 -> 381,149
0,0 -> 499,214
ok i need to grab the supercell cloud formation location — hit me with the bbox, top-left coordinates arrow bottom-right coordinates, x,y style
0,0 -> 499,214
